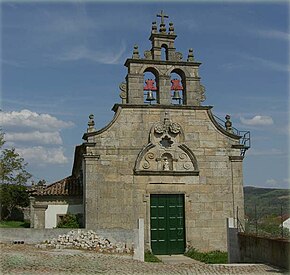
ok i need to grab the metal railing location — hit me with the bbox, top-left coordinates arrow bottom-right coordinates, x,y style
213,115 -> 251,156
237,205 -> 289,239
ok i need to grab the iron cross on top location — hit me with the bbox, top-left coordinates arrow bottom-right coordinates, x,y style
157,10 -> 168,25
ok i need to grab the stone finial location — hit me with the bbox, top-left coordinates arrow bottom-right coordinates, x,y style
225,115 -> 233,133
159,23 -> 166,33
187,48 -> 195,62
168,22 -> 174,34
132,44 -> 140,59
157,10 -> 168,33
151,21 -> 157,33
87,114 -> 95,133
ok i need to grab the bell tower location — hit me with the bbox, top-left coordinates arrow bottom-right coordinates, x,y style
120,11 -> 206,106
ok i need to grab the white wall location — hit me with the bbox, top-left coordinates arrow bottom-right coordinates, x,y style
45,204 -> 83,228
283,218 -> 290,230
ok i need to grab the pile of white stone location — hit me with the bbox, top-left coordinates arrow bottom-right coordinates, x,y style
36,230 -> 132,254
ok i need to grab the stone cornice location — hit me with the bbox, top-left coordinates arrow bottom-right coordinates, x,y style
134,170 -> 200,176
124,58 -> 202,67
112,104 -> 213,112
149,32 -> 177,41
229,156 -> 244,161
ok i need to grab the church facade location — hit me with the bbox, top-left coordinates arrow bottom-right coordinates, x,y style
30,12 -> 250,254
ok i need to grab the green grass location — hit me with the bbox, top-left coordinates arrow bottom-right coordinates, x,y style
185,248 -> 228,264
0,220 -> 30,228
144,250 -> 162,262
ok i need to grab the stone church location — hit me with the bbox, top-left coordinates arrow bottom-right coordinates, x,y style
30,11 -> 250,254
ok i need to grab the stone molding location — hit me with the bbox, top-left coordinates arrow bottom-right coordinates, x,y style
112,104 -> 213,112
229,156 -> 244,162
125,58 -> 202,68
83,106 -> 122,140
207,109 -> 241,140
33,204 -> 48,210
135,170 -> 199,176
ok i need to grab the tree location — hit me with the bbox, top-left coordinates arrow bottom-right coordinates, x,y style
0,184 -> 30,220
0,130 -> 32,220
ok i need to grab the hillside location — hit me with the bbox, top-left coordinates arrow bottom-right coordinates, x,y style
244,186 -> 290,219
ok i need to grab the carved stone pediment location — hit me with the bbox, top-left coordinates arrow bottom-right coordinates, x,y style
134,113 -> 199,175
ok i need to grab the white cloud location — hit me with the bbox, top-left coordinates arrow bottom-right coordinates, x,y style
5,131 -> 62,145
41,14 -> 98,35
1,110 -> 74,166
241,54 -> 290,72
0,109 -> 74,131
221,53 -> 290,73
256,29 -> 290,41
240,115 -> 274,126
54,41 -> 126,64
17,146 -> 68,165
54,42 -> 126,65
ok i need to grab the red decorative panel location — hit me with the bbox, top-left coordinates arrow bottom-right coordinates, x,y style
171,79 -> 183,90
144,79 -> 157,91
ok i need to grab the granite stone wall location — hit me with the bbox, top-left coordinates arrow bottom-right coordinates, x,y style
83,105 -> 244,252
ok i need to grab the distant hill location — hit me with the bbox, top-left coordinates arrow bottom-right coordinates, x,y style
244,186 -> 290,219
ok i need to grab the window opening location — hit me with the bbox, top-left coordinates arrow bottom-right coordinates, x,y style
161,46 -> 168,61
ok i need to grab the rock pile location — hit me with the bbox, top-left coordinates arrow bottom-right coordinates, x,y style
36,230 -> 132,254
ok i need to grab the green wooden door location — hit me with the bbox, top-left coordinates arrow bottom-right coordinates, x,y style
150,194 -> 185,255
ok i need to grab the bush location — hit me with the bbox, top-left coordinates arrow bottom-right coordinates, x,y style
56,214 -> 80,228
144,250 -> 162,262
185,248 -> 228,264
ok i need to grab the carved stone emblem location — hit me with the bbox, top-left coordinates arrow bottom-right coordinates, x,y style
134,113 -> 199,175
154,116 -> 181,136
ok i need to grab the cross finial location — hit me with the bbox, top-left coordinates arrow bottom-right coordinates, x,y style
157,10 -> 169,25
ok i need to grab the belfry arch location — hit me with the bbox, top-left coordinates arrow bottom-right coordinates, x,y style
143,67 -> 159,104
170,68 -> 186,105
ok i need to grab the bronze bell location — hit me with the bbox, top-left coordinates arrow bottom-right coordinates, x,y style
172,90 -> 181,101
146,90 -> 155,101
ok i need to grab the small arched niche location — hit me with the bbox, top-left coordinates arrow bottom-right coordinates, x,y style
170,69 -> 186,105
161,153 -> 173,171
161,44 -> 169,61
144,68 -> 159,104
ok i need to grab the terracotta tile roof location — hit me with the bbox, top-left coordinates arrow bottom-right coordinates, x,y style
30,176 -> 82,196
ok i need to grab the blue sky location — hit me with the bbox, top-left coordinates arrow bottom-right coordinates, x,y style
1,2 -> 289,189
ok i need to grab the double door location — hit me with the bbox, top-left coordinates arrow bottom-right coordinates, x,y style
150,194 -> 185,255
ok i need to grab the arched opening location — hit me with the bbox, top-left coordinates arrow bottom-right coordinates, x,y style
144,68 -> 159,104
161,44 -> 168,61
170,69 -> 186,105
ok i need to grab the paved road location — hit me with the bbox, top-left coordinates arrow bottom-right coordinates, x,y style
0,243 -> 287,275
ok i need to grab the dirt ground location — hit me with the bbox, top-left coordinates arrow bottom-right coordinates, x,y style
0,243 -> 287,275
